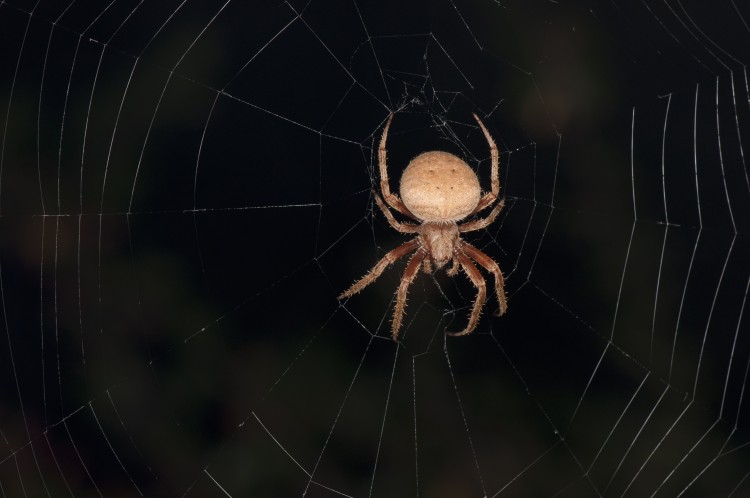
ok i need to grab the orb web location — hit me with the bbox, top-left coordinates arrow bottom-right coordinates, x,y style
0,0 -> 748,496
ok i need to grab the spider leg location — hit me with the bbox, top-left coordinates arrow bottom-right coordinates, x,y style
462,242 -> 507,316
466,113 -> 500,217
458,199 -> 504,233
378,113 -> 419,220
373,192 -> 419,233
338,239 -> 419,300
392,250 -> 426,341
447,253 -> 486,337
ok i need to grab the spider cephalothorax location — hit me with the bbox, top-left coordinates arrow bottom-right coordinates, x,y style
339,113 -> 507,341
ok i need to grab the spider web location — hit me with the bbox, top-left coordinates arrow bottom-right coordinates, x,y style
0,0 -> 749,496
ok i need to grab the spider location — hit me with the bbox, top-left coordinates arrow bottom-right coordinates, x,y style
339,112 -> 507,341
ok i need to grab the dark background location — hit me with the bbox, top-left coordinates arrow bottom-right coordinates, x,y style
0,0 -> 749,496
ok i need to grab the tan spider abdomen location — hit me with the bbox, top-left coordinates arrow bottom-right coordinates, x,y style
399,151 -> 481,222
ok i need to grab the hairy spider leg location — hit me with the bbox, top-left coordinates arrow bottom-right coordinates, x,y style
447,252 -> 487,336
378,113 -> 418,220
462,242 -> 507,316
392,250 -> 426,341
459,199 -> 505,233
466,113 -> 500,217
338,239 -> 419,300
373,192 -> 418,234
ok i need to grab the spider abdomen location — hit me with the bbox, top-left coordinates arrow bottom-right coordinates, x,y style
399,151 -> 481,223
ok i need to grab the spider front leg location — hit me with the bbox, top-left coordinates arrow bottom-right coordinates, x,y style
447,253 -> 486,337
462,242 -> 507,316
392,251 -> 426,341
338,239 -> 419,300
